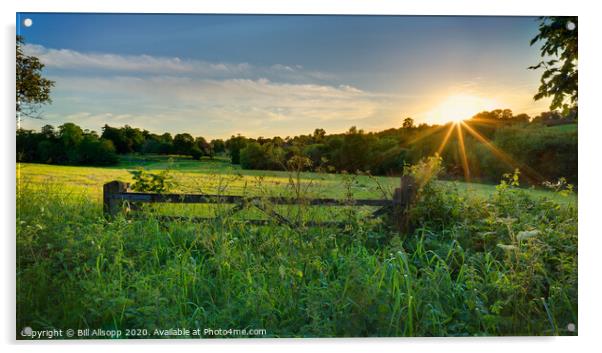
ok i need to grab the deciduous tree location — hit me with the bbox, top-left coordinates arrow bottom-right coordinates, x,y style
16,36 -> 54,119
529,17 -> 578,112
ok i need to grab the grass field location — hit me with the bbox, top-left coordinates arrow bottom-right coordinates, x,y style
16,156 -> 578,337
17,154 -> 576,205
545,123 -> 578,133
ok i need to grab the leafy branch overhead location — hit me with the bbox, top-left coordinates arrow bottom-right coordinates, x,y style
16,35 -> 54,119
529,17 -> 578,112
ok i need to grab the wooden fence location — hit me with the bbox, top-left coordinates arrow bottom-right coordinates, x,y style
103,175 -> 417,231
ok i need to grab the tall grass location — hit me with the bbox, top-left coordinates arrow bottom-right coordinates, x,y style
16,163 -> 577,337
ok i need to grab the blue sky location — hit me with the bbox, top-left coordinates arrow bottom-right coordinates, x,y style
17,13 -> 550,138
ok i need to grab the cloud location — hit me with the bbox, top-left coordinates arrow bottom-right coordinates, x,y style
20,44 -> 407,137
23,43 -> 253,77
17,57 -> 407,137
22,44 -> 335,84
39,75 -> 393,135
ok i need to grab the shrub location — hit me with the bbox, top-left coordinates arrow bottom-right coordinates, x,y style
128,168 -> 173,193
240,142 -> 285,170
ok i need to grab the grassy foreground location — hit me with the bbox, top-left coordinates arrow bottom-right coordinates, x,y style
16,157 -> 577,337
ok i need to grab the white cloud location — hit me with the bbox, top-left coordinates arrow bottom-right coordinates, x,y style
23,43 -> 252,76
22,44 -> 336,84
24,74 -> 404,138
20,44 -> 407,137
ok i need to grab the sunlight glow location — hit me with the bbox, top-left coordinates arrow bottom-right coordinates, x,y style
425,94 -> 500,124
456,123 -> 470,182
407,125 -> 445,145
434,121 -> 544,183
460,121 -> 544,182
436,123 -> 454,155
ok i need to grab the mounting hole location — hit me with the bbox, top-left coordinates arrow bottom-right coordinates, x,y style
566,21 -> 576,31
23,18 -> 33,27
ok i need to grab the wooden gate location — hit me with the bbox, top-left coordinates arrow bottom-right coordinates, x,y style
103,175 -> 417,231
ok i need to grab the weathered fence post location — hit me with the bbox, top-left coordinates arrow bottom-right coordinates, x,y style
103,180 -> 129,217
393,175 -> 417,233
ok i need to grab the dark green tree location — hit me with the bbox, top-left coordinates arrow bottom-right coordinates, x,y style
529,17 -> 578,112
225,135 -> 247,164
58,123 -> 84,148
40,124 -> 56,139
101,125 -> 129,153
16,36 -> 54,119
195,136 -> 211,158
123,125 -> 145,152
313,128 -> 326,142
210,139 -> 226,154
159,133 -> 174,154
239,141 -> 265,169
173,133 -> 195,155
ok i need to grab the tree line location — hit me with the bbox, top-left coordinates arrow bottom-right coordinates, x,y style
99,124 -> 226,158
17,108 -> 577,184
229,109 -> 577,184
17,123 -> 226,166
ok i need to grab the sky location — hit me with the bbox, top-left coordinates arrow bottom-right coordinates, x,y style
16,13 -> 551,139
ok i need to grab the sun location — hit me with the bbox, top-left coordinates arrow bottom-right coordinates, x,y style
425,94 -> 499,124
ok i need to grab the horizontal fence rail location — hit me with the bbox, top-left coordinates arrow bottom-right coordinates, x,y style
103,175 -> 417,232
110,192 -> 392,207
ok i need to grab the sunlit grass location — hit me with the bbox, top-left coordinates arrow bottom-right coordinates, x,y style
16,159 -> 577,206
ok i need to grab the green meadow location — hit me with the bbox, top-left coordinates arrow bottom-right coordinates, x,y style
17,154 -> 576,205
16,156 -> 577,337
